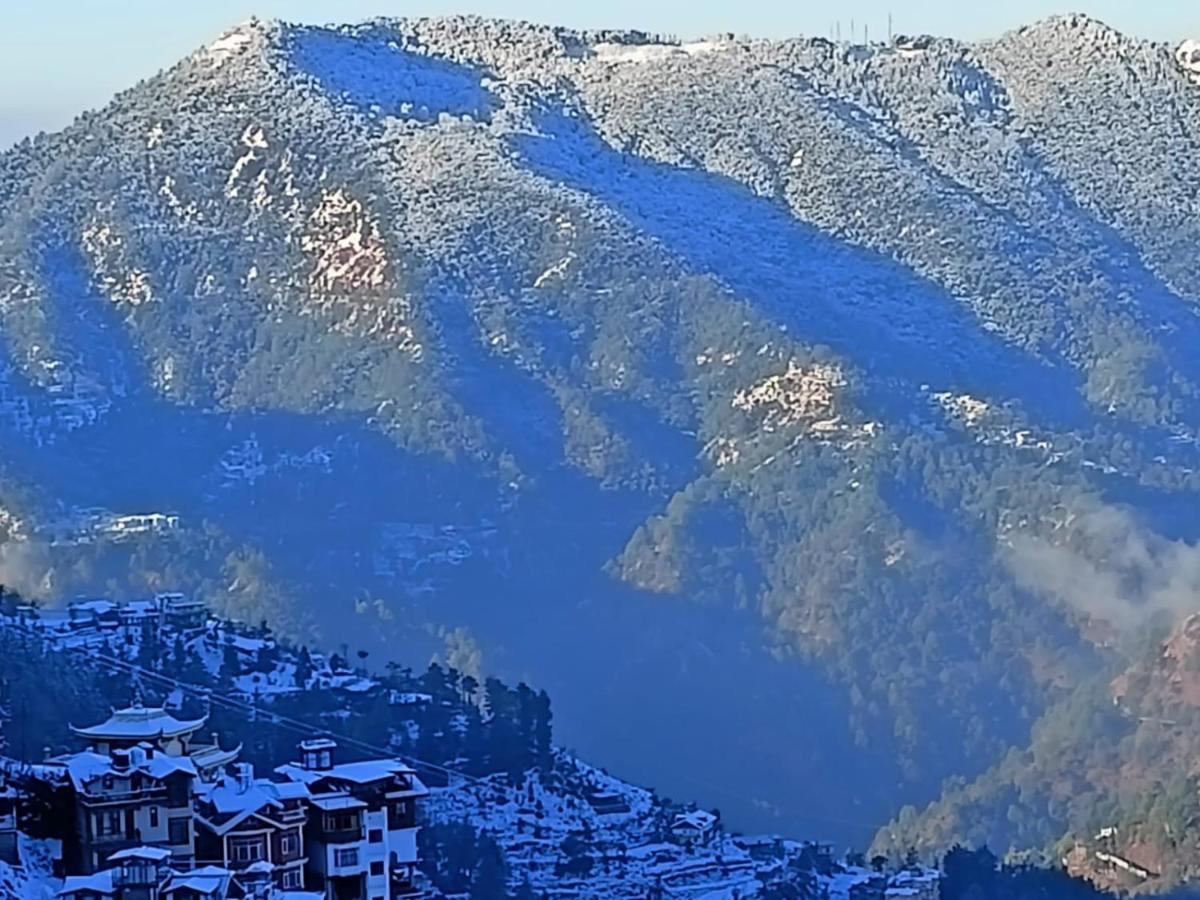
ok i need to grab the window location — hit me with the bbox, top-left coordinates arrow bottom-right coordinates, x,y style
387,801 -> 412,830
282,869 -> 302,889
370,861 -> 384,876
368,829 -> 383,844
232,839 -> 266,863
149,807 -> 159,828
100,811 -> 122,837
168,818 -> 189,844
166,776 -> 189,807
334,848 -> 359,868
280,832 -> 299,856
325,812 -> 359,833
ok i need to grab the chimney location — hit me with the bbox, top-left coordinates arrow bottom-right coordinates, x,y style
299,738 -> 336,771
111,748 -> 131,771
235,762 -> 254,792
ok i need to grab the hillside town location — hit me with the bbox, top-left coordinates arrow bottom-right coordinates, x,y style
5,700 -> 427,900
0,592 -> 946,899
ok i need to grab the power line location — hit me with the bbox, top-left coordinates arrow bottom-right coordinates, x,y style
7,622 -> 892,843
4,623 -> 480,786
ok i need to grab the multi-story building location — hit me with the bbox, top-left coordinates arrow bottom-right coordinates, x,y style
70,703 -> 240,778
194,763 -> 310,892
64,594 -> 207,642
61,746 -> 197,874
57,844 -> 324,900
670,810 -> 718,847
57,703 -> 241,874
58,845 -> 175,900
156,593 -> 207,632
67,600 -> 122,633
275,740 -> 427,900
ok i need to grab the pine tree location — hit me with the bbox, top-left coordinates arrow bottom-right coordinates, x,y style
471,833 -> 508,897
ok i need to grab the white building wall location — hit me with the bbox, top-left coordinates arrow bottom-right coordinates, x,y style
363,809 -> 388,900
386,828 -> 418,867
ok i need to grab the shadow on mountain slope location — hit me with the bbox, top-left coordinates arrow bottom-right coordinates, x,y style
512,102 -> 1089,429
284,25 -> 500,124
781,55 -> 1200,404
0,227 -> 911,846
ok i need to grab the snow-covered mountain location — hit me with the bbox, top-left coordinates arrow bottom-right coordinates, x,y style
1,13 -> 1200,855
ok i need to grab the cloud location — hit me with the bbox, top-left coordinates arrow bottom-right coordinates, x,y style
0,540 -> 51,599
439,626 -> 485,683
1003,502 -> 1200,630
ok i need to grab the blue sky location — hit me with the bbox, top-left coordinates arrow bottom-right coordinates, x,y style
1,0 -> 1196,148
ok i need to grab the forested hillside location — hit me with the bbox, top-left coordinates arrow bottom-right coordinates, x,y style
1,11 -> 1199,867
0,595 -> 1117,898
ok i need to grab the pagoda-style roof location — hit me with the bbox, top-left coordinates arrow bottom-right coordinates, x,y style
71,704 -> 207,742
190,742 -> 242,772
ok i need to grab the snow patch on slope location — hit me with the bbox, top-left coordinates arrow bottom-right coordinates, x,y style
932,391 -> 990,428
1178,40 -> 1200,83
591,40 -> 736,65
733,360 -> 845,432
202,22 -> 260,67
80,222 -> 154,307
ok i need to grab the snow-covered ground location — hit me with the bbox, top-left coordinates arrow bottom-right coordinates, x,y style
0,837 -> 62,900
3,606 -> 941,897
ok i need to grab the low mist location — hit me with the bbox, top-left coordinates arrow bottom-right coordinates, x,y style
1004,502 -> 1200,631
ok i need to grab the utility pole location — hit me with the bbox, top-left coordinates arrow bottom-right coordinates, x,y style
888,12 -> 894,41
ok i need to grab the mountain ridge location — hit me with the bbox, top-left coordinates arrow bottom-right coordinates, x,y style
1,11 -> 1200,865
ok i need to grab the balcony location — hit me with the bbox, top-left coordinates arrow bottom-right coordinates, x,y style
80,786 -> 167,805
327,846 -> 365,877
327,874 -> 366,900
318,826 -> 365,845
90,831 -> 136,846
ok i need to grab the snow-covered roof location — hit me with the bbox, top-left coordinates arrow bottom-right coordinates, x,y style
227,634 -> 272,653
59,869 -> 116,896
109,846 -> 172,862
158,592 -> 204,609
60,750 -> 196,792
162,866 -> 233,898
189,743 -> 242,771
310,793 -> 367,812
68,599 -> 117,615
672,810 -> 718,831
195,772 -> 309,835
119,600 -> 157,617
71,704 -> 207,741
199,773 -> 309,814
299,738 -> 337,752
276,757 -> 417,787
